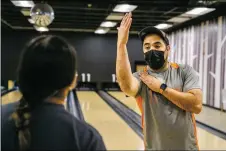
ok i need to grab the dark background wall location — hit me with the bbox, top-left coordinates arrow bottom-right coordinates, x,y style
1,27 -> 144,84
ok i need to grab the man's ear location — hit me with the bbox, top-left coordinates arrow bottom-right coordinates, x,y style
166,45 -> 170,52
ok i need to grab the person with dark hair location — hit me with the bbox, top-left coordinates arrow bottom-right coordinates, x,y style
116,13 -> 202,150
2,35 -> 106,151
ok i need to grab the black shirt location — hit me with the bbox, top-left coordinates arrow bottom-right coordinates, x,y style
2,102 -> 106,150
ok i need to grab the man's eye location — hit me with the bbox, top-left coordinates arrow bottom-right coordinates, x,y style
155,46 -> 160,49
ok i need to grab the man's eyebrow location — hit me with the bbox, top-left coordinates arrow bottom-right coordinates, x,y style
153,41 -> 162,45
144,41 -> 162,46
143,43 -> 150,46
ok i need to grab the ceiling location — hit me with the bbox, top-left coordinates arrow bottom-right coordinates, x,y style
1,0 -> 226,34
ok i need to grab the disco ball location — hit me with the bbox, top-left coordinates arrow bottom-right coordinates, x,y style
30,3 -> 54,27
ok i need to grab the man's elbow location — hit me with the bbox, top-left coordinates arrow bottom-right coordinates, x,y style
120,85 -> 130,94
188,89 -> 203,114
193,102 -> 202,114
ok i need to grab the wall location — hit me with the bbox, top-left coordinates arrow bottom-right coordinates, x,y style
3,15 -> 226,109
1,28 -> 144,84
167,16 -> 226,109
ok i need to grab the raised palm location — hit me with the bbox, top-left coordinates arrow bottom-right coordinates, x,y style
117,12 -> 132,46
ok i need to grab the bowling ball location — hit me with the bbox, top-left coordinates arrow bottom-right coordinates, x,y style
30,3 -> 54,27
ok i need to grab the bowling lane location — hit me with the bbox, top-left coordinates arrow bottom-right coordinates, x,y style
108,91 -> 226,150
195,106 -> 226,133
1,91 -> 22,105
76,91 -> 143,150
108,91 -> 141,115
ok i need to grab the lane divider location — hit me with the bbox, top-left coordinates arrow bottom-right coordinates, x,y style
72,90 -> 85,121
97,90 -> 143,140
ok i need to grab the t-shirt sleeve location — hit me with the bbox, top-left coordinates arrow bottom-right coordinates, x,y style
132,71 -> 142,97
181,64 -> 201,92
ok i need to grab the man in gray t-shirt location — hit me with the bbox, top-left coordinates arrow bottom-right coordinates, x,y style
116,13 -> 203,150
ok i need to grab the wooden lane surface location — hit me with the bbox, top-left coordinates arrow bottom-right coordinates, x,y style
76,91 -> 144,150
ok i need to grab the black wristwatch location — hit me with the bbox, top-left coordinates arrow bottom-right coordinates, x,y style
159,83 -> 167,94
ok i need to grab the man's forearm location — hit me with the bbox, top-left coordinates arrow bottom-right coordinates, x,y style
116,44 -> 133,90
162,87 -> 201,113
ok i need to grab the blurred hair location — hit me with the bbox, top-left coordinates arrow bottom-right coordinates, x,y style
11,35 -> 77,150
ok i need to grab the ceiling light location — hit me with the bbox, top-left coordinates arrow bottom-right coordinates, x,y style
168,17 -> 190,23
113,4 -> 137,13
20,8 -> 30,16
94,28 -> 110,34
28,18 -> 35,24
34,26 -> 49,32
106,13 -> 124,20
198,0 -> 217,4
198,0 -> 203,3
11,1 -> 34,7
155,23 -> 172,29
185,7 -> 215,16
100,21 -> 117,27
88,4 -> 92,7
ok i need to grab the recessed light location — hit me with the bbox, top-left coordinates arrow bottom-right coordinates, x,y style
155,23 -> 172,29
113,4 -> 137,13
100,21 -> 117,27
28,18 -> 35,24
168,17 -> 190,23
185,7 -> 215,16
106,13 -> 124,20
11,1 -> 34,7
20,8 -> 31,16
94,28 -> 110,34
34,26 -> 49,32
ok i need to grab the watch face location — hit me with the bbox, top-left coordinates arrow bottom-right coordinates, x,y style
161,84 -> 167,90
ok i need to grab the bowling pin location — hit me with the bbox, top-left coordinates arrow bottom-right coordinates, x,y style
87,73 -> 91,82
81,73 -> 86,82
112,74 -> 116,83
8,80 -> 14,90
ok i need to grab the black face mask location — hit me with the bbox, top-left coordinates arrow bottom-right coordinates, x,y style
144,50 -> 165,70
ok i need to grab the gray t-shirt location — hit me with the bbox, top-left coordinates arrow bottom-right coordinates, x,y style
133,63 -> 201,150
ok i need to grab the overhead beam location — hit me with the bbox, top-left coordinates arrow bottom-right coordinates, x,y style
12,26 -> 139,34
1,19 -> 13,29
